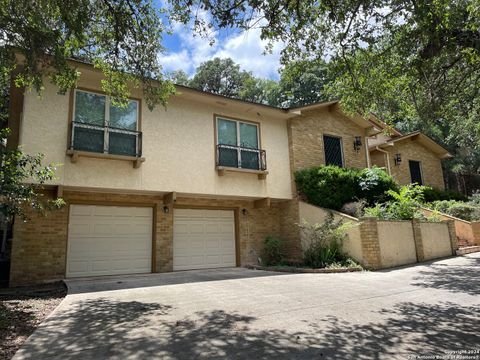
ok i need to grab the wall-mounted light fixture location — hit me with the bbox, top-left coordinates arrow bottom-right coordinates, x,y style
242,208 -> 248,216
353,136 -> 362,152
163,206 -> 169,213
394,153 -> 402,166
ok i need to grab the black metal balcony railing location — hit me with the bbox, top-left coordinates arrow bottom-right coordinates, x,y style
70,121 -> 142,157
216,144 -> 267,171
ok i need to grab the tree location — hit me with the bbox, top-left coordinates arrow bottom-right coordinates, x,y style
278,59 -> 331,108
0,129 -> 65,256
239,77 -> 281,106
168,70 -> 190,86
1,0 -> 175,109
189,57 -> 253,98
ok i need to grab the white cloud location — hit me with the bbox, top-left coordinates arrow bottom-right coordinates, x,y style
159,16 -> 284,80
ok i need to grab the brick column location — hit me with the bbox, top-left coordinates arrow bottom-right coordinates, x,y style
411,219 -> 425,262
446,220 -> 458,255
359,217 -> 382,269
156,202 -> 173,272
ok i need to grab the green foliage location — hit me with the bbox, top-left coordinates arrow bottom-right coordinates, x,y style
295,166 -> 359,210
262,236 -> 284,266
364,184 -> 427,220
298,214 -> 353,268
276,59 -> 332,107
189,58 -> 252,98
429,200 -> 480,222
1,0 -> 175,109
421,186 -> 467,202
295,165 -> 397,210
357,167 -> 398,205
0,129 -> 65,222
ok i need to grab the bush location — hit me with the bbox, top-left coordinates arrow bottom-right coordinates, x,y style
421,187 -> 467,202
295,165 -> 397,210
364,184 -> 427,220
358,166 -> 399,205
295,166 -> 360,210
429,200 -> 480,221
262,236 -> 284,266
298,214 -> 353,268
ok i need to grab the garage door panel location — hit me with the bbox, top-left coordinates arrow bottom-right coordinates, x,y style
173,209 -> 236,270
67,205 -> 152,278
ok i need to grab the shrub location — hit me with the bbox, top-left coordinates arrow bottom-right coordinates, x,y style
295,165 -> 397,211
469,191 -> 480,206
357,166 -> 398,204
298,214 -> 353,268
295,166 -> 360,210
364,184 -> 427,220
262,236 -> 284,266
429,200 -> 480,221
421,187 -> 467,202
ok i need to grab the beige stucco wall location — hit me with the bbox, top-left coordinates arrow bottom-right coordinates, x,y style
421,207 -> 479,247
420,222 -> 453,260
19,69 -> 293,199
298,201 -> 363,263
377,220 -> 417,268
376,141 -> 445,189
288,108 -> 369,172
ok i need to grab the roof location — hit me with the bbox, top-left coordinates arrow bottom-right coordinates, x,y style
373,131 -> 453,159
367,114 -> 403,137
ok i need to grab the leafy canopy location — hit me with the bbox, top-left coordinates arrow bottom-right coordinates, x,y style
1,0 -> 175,108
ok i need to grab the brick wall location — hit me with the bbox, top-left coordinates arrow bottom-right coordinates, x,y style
288,108 -> 369,172
371,140 -> 445,189
10,190 -> 298,285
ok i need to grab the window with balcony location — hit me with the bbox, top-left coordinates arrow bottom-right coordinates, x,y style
70,89 -> 142,158
216,116 -> 266,172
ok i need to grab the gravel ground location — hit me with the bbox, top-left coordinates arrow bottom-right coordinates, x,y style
0,282 -> 66,360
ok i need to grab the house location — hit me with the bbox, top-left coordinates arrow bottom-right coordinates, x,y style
367,117 -> 452,188
6,60 -> 451,285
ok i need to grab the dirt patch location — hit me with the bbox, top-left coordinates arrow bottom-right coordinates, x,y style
0,282 -> 67,359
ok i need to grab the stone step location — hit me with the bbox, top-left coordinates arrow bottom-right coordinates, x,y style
456,246 -> 480,256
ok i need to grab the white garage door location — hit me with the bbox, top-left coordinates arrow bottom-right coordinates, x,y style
67,205 -> 153,278
173,209 -> 236,270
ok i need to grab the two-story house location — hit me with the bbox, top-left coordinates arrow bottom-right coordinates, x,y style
6,60 -> 450,285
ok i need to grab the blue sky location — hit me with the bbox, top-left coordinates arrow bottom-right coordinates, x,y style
157,5 -> 284,80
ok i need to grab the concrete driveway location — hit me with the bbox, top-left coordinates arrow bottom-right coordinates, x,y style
14,253 -> 480,360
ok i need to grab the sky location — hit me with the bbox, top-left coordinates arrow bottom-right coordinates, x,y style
157,6 -> 284,80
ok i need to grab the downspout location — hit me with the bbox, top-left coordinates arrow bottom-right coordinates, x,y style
365,137 -> 371,168
375,146 -> 391,175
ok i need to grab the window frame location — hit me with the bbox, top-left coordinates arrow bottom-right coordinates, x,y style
322,134 -> 345,168
408,160 -> 424,185
215,115 -> 261,169
70,88 -> 141,156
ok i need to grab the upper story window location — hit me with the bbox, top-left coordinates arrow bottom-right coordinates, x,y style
70,89 -> 142,157
323,135 -> 344,167
216,116 -> 266,171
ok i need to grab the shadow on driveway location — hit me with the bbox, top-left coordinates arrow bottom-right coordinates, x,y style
65,268 -> 288,294
14,298 -> 479,359
411,255 -> 480,296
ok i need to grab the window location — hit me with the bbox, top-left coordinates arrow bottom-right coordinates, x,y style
216,117 -> 264,170
409,160 -> 423,185
323,135 -> 344,167
71,90 -> 141,157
